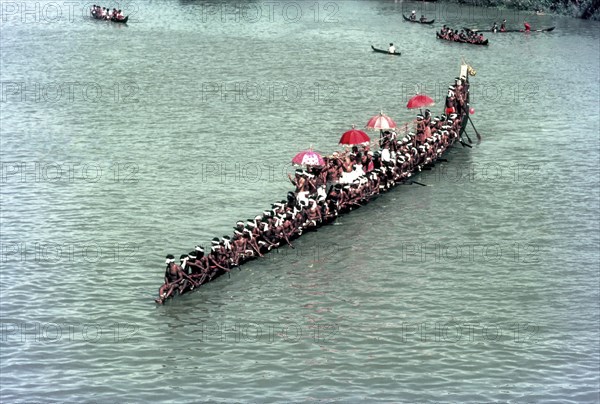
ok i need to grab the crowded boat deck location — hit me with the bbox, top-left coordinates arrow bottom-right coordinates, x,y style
156,64 -> 477,304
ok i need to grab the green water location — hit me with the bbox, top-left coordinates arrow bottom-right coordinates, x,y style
1,1 -> 599,402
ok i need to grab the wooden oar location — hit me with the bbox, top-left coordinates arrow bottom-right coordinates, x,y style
411,180 -> 427,186
468,116 -> 482,141
463,130 -> 473,144
459,139 -> 472,148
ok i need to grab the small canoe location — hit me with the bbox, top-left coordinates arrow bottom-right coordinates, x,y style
464,26 -> 554,33
402,15 -> 435,24
371,45 -> 401,56
111,16 -> 129,23
436,33 -> 489,46
91,12 -> 128,23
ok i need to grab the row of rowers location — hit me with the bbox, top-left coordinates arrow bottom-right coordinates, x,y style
157,113 -> 464,304
287,112 -> 463,196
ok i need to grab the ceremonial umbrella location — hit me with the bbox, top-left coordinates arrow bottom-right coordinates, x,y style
339,125 -> 371,145
292,149 -> 325,166
366,111 -> 397,130
407,94 -> 435,110
366,111 -> 397,141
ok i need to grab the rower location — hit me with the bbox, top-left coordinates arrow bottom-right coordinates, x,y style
157,254 -> 186,304
491,22 -> 498,32
388,43 -> 396,54
524,21 -> 531,32
410,10 -> 416,21
500,19 -> 507,32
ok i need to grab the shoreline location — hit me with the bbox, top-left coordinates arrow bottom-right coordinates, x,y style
440,0 -> 600,21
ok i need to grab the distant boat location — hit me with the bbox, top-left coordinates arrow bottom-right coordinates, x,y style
371,45 -> 401,55
436,33 -> 489,46
464,26 -> 555,33
90,11 -> 128,23
402,15 -> 435,24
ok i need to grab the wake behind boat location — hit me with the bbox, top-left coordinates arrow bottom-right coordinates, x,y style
371,45 -> 401,56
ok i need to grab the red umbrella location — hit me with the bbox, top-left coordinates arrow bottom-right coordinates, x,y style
407,94 -> 435,109
339,125 -> 371,145
366,112 -> 397,130
292,149 -> 325,166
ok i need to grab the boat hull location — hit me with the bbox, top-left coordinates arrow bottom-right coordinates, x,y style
402,15 -> 435,24
371,45 -> 401,55
156,69 -> 477,304
464,26 -> 554,33
91,13 -> 128,23
436,33 -> 489,46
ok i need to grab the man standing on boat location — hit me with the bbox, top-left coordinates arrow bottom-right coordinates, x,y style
491,22 -> 498,32
524,21 -> 531,32
388,43 -> 396,54
410,10 -> 416,21
500,19 -> 507,32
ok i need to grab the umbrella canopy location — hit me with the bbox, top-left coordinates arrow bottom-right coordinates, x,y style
366,112 -> 397,130
407,94 -> 435,109
339,125 -> 371,145
292,149 -> 325,166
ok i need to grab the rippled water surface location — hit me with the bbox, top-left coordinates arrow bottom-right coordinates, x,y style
1,1 -> 599,402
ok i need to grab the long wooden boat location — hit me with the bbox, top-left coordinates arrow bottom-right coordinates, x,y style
371,45 -> 402,56
155,64 -> 478,304
402,15 -> 435,24
464,26 -> 554,33
436,33 -> 489,46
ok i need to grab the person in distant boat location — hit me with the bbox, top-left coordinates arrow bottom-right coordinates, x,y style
500,19 -> 507,32
410,10 -> 416,21
524,21 -> 531,32
491,22 -> 498,32
420,15 -> 427,23
117,10 -> 124,20
388,43 -> 396,54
